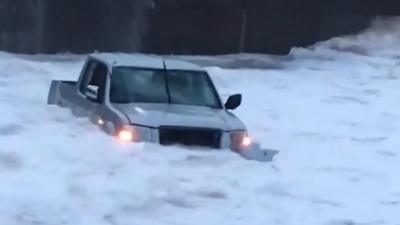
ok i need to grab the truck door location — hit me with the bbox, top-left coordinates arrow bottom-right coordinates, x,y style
75,60 -> 108,117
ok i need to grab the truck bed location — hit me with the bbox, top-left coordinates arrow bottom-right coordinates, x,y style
47,80 -> 78,105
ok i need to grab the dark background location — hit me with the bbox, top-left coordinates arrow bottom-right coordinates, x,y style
0,0 -> 399,55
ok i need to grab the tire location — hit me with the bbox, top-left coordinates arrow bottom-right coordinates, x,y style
71,105 -> 86,117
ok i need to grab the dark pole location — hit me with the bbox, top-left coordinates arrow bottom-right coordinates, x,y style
239,9 -> 247,53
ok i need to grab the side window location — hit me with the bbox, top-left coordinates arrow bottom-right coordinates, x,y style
79,61 -> 96,94
80,60 -> 108,103
88,63 -> 108,103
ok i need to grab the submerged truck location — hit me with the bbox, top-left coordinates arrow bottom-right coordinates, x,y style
47,53 -> 275,162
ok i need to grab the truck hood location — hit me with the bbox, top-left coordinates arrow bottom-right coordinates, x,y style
113,103 -> 246,131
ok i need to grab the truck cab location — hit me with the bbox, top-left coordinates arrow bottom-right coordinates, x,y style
48,53 -> 273,161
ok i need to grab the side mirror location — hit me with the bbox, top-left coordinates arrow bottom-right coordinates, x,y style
225,94 -> 242,110
86,85 -> 99,102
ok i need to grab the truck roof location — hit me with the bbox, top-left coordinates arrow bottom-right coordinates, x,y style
90,53 -> 205,71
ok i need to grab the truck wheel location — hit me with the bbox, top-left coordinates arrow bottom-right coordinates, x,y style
71,106 -> 86,117
89,114 -> 98,124
104,121 -> 116,136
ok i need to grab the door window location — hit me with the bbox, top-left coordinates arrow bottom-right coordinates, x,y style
80,60 -> 108,103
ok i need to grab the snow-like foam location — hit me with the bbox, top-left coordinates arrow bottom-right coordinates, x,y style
292,17 -> 400,58
0,17 -> 399,225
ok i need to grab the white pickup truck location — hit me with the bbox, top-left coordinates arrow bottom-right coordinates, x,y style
47,53 -> 276,162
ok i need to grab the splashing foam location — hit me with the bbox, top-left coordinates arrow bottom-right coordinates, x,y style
290,16 -> 400,58
328,17 -> 400,55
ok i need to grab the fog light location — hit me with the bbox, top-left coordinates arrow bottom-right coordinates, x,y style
118,129 -> 134,142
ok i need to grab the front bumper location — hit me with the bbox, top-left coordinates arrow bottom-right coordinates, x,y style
127,124 -> 244,150
124,125 -> 278,162
238,143 -> 279,162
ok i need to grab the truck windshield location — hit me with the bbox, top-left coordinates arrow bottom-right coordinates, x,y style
110,67 -> 222,108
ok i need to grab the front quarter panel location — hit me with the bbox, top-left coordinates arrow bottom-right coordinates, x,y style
220,110 -> 247,131
95,104 -> 130,136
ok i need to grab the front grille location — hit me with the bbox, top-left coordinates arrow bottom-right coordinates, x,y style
159,126 -> 222,149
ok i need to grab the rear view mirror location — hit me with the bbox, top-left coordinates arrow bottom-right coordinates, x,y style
225,94 -> 242,110
86,85 -> 99,101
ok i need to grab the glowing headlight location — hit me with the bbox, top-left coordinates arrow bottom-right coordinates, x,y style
230,132 -> 252,151
241,135 -> 252,147
117,127 -> 135,142
116,125 -> 153,143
